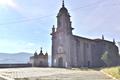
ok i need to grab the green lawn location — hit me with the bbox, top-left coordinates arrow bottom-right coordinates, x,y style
102,66 -> 120,79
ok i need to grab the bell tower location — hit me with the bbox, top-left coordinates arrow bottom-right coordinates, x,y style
51,0 -> 73,68
56,0 -> 73,34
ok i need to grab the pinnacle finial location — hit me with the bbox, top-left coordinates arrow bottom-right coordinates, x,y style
45,51 -> 48,54
52,25 -> 55,33
35,50 -> 37,53
102,34 -> 104,40
40,47 -> 42,53
34,50 -> 37,56
113,38 -> 115,44
62,0 -> 64,7
53,25 -> 55,28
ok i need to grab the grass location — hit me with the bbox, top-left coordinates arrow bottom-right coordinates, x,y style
102,66 -> 120,79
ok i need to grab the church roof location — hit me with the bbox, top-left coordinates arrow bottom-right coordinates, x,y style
74,35 -> 114,44
74,35 -> 93,41
94,39 -> 114,44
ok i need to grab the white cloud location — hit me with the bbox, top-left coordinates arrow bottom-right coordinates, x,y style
0,39 -> 37,53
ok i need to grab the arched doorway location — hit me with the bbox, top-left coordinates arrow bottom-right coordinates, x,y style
39,61 -> 43,67
58,57 -> 63,67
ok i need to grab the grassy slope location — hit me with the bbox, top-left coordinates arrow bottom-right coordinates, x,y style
102,66 -> 120,79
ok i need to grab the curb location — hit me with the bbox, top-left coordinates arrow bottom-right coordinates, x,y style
101,70 -> 118,80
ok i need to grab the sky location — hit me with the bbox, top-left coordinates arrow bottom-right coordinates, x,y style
0,0 -> 120,54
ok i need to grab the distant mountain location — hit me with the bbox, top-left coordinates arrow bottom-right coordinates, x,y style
0,52 -> 51,65
0,52 -> 33,64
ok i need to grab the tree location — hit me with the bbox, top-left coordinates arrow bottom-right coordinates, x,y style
101,51 -> 112,67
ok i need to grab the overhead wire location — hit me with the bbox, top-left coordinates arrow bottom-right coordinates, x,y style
70,0 -> 106,11
0,14 -> 54,25
0,0 -> 107,25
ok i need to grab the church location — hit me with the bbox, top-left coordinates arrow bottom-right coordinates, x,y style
51,1 -> 120,68
29,48 -> 48,67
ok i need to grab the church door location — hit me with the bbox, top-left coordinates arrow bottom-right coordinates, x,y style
39,61 -> 43,67
58,57 -> 63,67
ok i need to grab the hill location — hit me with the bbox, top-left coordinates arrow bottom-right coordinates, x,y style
0,52 -> 51,65
0,52 -> 33,64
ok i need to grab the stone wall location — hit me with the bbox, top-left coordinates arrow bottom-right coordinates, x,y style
0,64 -> 31,68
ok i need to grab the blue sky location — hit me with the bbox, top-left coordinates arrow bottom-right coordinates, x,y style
0,0 -> 120,54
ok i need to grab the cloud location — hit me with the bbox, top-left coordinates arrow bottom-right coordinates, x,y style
0,39 -> 37,53
26,42 -> 35,47
72,0 -> 120,42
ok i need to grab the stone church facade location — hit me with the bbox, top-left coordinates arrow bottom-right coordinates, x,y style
51,1 -> 120,68
30,48 -> 48,67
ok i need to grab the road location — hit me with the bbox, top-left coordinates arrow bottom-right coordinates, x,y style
0,68 -> 115,80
